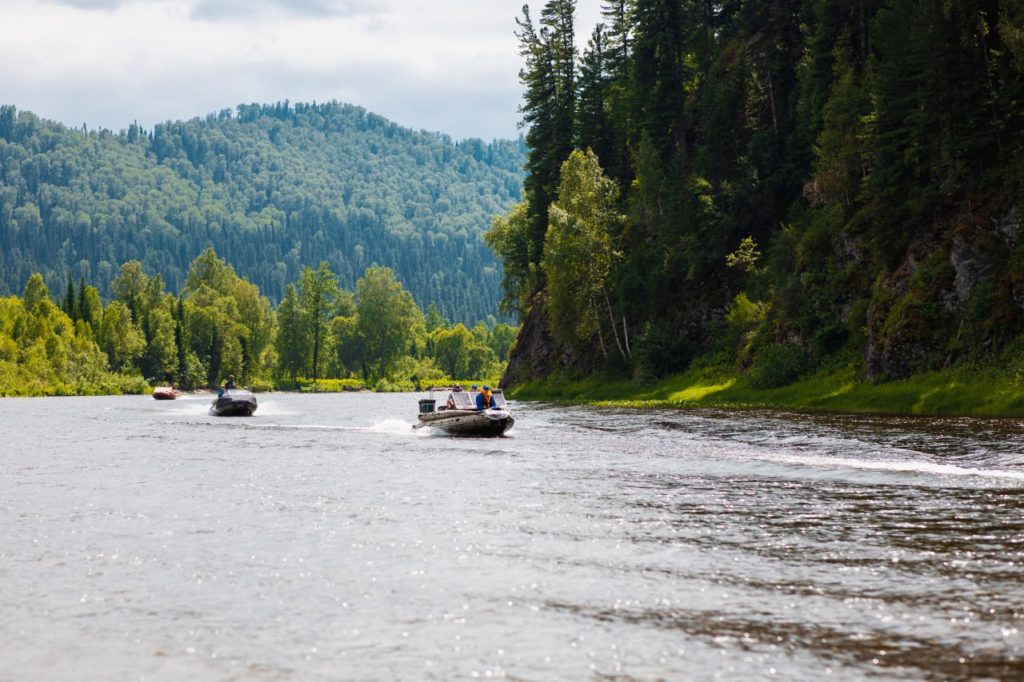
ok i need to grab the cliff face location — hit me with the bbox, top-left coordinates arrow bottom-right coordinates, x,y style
500,292 -> 605,387
503,203 -> 1024,388
865,203 -> 1022,380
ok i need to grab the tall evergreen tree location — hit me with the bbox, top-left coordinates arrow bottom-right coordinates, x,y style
516,0 -> 578,283
63,274 -> 77,321
275,284 -> 309,382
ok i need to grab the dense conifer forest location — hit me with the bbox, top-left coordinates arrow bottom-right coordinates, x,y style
0,101 -> 524,324
493,0 -> 1024,389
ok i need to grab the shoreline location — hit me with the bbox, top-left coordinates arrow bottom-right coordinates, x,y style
505,364 -> 1024,419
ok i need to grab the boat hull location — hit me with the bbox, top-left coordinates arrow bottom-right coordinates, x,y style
418,409 -> 514,436
152,387 -> 179,400
209,394 -> 257,416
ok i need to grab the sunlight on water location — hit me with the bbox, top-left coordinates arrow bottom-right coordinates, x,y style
2,393 -> 1022,680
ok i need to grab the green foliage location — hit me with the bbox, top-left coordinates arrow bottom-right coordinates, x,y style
725,237 -> 763,275
432,323 -> 475,378
0,101 -> 523,324
299,261 -> 339,383
723,292 -> 769,363
0,251 -> 518,395
485,199 -> 535,316
490,0 -> 1024,404
98,300 -> 145,371
633,321 -> 693,380
510,354 -> 1024,419
870,250 -> 957,377
488,322 -> 518,361
274,284 -> 308,382
326,314 -> 360,379
22,274 -> 49,312
0,290 -> 147,396
747,343 -> 808,390
355,266 -> 424,380
516,1 -> 578,270
542,149 -> 628,359
180,249 -> 274,387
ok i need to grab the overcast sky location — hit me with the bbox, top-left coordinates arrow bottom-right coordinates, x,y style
1,0 -> 603,141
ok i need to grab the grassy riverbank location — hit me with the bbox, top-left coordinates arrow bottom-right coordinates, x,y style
507,362 -> 1024,418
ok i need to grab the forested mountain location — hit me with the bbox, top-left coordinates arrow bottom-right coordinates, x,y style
493,0 -> 1024,387
0,101 -> 524,323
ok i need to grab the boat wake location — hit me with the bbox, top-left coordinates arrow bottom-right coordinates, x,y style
366,418 -> 428,436
235,419 -> 427,436
761,451 -> 1024,484
249,400 -> 294,416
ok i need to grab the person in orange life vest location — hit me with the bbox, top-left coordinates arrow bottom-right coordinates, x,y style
476,385 -> 494,410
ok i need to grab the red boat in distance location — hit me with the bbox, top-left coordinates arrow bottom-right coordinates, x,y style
152,386 -> 180,400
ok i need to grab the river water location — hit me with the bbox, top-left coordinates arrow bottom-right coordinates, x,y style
1,392 -> 1023,680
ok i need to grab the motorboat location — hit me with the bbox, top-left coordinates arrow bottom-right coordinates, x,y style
210,388 -> 258,416
152,386 -> 180,400
415,386 -> 514,436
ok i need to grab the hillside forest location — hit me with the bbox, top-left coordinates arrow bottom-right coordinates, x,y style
0,249 -> 517,397
0,101 -> 524,325
491,0 -> 1024,389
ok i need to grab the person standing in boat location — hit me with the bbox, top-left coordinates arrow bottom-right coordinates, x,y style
224,374 -> 236,390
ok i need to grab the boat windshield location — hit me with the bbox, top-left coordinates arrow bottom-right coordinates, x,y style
450,391 -> 475,409
491,391 -> 507,408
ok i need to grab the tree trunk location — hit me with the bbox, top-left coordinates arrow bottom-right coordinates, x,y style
621,312 -> 631,358
591,295 -> 608,359
312,328 -> 320,385
603,287 -> 627,361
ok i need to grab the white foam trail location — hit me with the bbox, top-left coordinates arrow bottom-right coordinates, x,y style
257,423 -> 355,431
252,401 -> 296,416
171,401 -> 213,416
769,452 -> 1024,482
366,418 -> 422,435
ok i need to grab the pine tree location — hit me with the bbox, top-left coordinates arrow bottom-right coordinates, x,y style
577,24 -> 615,169
275,284 -> 308,383
63,274 -> 77,321
516,0 -> 578,280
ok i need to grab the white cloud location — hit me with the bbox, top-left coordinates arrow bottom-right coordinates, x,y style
2,0 -> 604,140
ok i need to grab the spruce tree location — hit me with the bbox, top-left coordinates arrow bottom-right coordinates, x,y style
516,0 -> 578,282
63,274 -> 77,321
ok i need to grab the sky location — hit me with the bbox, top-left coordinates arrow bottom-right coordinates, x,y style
1,0 -> 603,141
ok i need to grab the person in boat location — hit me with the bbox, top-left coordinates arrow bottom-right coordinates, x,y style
476,385 -> 494,410
224,374 -> 236,390
445,395 -> 456,410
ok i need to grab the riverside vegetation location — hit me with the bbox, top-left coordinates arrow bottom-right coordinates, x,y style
489,0 -> 1024,416
0,249 -> 516,397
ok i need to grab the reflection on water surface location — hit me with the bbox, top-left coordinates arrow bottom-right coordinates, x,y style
1,394 -> 1022,680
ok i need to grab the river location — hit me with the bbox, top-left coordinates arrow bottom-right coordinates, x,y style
1,392 -> 1022,680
